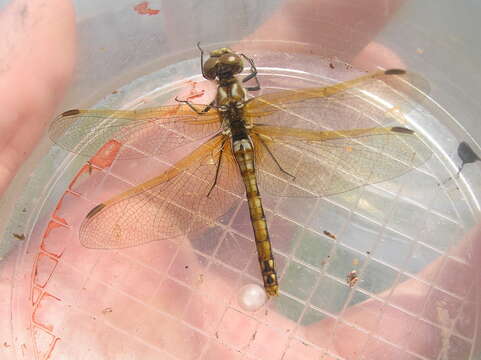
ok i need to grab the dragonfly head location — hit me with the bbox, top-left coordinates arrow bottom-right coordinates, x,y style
203,47 -> 244,81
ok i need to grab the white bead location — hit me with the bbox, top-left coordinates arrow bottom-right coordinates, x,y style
237,284 -> 267,311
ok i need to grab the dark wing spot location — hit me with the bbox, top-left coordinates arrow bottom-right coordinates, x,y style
385,69 -> 406,75
391,127 -> 414,134
61,109 -> 81,117
86,203 -> 106,219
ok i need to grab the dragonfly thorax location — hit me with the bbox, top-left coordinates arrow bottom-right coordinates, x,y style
218,101 -> 250,141
216,78 -> 248,107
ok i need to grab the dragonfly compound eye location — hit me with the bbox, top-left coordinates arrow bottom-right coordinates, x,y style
204,49 -> 243,79
203,56 -> 221,80
209,47 -> 233,57
219,53 -> 243,75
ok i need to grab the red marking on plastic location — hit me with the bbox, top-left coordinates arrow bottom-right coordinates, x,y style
29,143 -> 117,356
32,326 -> 59,359
184,81 -> 206,100
187,89 -> 205,100
31,287 -> 42,306
40,221 -> 68,258
42,221 -> 67,241
51,193 -> 71,226
68,163 -> 99,194
183,80 -> 206,101
32,292 -> 62,332
33,253 -> 58,288
89,140 -> 122,169
133,1 -> 160,15
169,80 -> 208,117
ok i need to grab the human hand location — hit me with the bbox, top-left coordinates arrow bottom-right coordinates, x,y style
4,1 -> 477,359
0,0 -> 75,196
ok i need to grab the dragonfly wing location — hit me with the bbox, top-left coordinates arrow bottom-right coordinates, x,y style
244,70 -> 431,197
49,105 -> 220,159
80,134 -> 245,248
251,125 -> 431,198
245,69 -> 430,129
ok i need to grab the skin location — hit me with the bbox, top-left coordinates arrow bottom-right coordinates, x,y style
0,1 -> 478,359
0,0 -> 76,195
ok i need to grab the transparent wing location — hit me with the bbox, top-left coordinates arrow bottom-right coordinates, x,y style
242,69 -> 431,197
251,125 -> 431,197
80,134 -> 245,248
245,69 -> 430,131
49,105 -> 221,159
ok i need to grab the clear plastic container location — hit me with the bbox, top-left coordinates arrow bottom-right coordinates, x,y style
1,1 -> 481,359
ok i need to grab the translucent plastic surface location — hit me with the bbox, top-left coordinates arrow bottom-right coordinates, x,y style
2,1 -> 481,360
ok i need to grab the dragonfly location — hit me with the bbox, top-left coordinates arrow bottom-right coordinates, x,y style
49,44 -> 431,296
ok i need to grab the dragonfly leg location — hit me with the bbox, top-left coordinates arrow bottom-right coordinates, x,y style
197,42 -> 209,80
240,53 -> 261,92
258,137 -> 296,180
207,139 -> 226,197
175,97 -> 214,114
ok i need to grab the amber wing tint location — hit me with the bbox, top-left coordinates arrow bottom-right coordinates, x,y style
50,70 -> 431,250
80,134 -> 245,248
48,105 -> 221,159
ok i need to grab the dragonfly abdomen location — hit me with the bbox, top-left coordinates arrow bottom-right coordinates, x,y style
233,138 -> 279,296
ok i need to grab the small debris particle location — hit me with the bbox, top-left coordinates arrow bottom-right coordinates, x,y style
102,307 -> 113,314
366,251 -> 371,255
4,342 -> 10,347
346,270 -> 359,288
111,90 -> 118,94
457,141 -> 480,173
329,63 -> 335,69
323,230 -> 336,240
22,208 -> 27,213
321,254 -> 332,266
13,233 -> 26,241
86,161 -> 94,175
416,48 -> 424,54
442,141 -> 481,185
